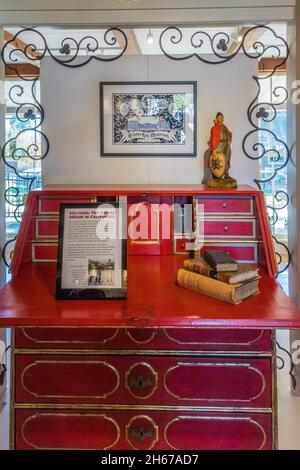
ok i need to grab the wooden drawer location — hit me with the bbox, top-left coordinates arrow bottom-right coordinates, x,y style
35,218 -> 59,238
15,355 -> 271,408
38,196 -> 116,215
15,327 -> 272,352
196,196 -> 254,216
15,409 -> 273,450
32,243 -> 57,262
173,238 -> 193,254
197,218 -> 256,239
38,197 -> 93,215
199,242 -> 258,263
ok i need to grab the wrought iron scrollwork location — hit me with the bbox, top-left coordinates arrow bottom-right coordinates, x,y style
159,25 -> 288,74
266,191 -> 289,227
1,27 -> 128,267
2,28 -> 128,73
241,34 -> 290,274
273,235 -> 291,275
276,340 -> 297,390
0,77 -> 48,266
159,24 -> 291,275
242,77 -> 290,184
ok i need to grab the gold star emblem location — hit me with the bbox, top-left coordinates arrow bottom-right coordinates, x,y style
211,158 -> 222,170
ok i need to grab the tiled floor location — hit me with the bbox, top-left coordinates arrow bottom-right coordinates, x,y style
1,332 -> 299,450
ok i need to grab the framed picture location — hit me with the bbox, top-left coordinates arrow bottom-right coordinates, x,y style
100,81 -> 197,157
56,202 -> 127,300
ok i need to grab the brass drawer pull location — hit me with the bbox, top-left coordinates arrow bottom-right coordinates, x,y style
129,374 -> 153,390
130,426 -> 154,443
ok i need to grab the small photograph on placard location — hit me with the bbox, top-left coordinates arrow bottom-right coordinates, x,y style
88,258 -> 115,287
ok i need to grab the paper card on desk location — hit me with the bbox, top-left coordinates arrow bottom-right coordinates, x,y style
56,202 -> 127,300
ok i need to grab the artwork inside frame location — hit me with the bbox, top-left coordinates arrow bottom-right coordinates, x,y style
100,81 -> 197,157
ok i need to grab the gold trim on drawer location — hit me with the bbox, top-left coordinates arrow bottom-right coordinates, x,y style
21,413 -> 120,450
20,327 -> 119,345
31,242 -> 57,263
126,415 -> 159,450
125,329 -> 157,344
173,232 -> 193,237
35,218 -> 58,238
197,239 -> 260,243
14,403 -> 273,413
164,415 -> 267,450
195,196 -> 254,216
196,215 -> 257,220
20,360 -> 120,399
125,362 -> 158,400
163,362 -> 266,403
14,348 -> 273,358
163,330 -> 265,347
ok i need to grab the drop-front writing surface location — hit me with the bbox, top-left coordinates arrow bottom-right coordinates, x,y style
1,184 -> 298,329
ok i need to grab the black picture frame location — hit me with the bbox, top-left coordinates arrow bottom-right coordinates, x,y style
100,81 -> 197,157
56,202 -> 127,300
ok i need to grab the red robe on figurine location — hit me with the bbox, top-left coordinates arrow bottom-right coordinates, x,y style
210,113 -> 232,178
210,122 -> 232,153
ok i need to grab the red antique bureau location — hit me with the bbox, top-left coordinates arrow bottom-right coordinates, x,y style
0,184 -> 300,450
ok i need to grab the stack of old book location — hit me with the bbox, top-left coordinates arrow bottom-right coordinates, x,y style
177,249 -> 260,305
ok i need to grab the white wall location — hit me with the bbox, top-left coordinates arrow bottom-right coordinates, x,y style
42,54 -> 258,185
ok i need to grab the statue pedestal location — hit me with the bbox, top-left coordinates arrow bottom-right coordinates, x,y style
207,176 -> 238,190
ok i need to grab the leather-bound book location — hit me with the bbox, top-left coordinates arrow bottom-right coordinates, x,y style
203,249 -> 238,272
183,258 -> 259,284
177,269 -> 260,305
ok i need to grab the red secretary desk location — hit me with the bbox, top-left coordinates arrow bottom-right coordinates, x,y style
0,184 -> 300,451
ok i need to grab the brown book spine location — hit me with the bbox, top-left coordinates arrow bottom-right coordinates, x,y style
183,259 -> 230,283
177,269 -> 239,304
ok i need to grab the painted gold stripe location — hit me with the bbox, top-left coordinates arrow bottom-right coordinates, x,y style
196,215 -> 257,220
14,348 -> 273,357
197,239 -> 261,243
13,403 -> 273,413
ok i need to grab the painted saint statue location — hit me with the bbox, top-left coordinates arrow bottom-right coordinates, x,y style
208,112 -> 237,189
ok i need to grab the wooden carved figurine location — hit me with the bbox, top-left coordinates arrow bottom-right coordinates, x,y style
207,112 -> 237,189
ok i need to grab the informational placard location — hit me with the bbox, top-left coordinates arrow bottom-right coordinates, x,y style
56,203 -> 127,300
